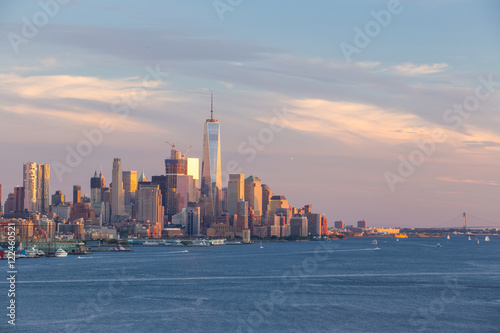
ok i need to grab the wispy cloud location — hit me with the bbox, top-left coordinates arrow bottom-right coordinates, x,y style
391,62 -> 448,76
436,177 -> 499,186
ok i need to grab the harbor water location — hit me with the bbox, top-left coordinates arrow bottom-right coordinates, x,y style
2,236 -> 499,332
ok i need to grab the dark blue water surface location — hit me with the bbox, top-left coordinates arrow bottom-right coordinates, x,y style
1,236 -> 499,333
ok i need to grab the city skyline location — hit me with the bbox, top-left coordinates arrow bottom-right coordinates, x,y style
1,1 -> 500,227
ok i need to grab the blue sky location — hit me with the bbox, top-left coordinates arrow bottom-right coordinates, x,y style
1,0 -> 500,227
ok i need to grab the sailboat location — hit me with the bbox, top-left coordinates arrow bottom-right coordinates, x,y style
485,236 -> 490,242
260,240 -> 263,249
477,239 -> 480,244
468,236 -> 471,241
446,234 -> 450,240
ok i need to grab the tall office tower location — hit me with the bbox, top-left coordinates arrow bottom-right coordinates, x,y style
52,190 -> 65,206
176,175 -> 195,213
122,170 -> 137,205
102,188 -> 111,204
222,187 -> 228,213
228,174 -> 245,215
269,195 -> 290,216
187,158 -> 200,201
236,199 -> 248,234
261,184 -> 273,217
186,203 -> 201,236
200,90 -> 222,218
4,193 -> 15,214
244,176 -> 262,217
36,164 -> 50,213
90,171 -> 105,203
23,162 -> 37,212
111,158 -> 125,216
290,216 -> 308,237
164,147 -> 188,220
136,183 -> 164,228
14,186 -> 24,212
153,147 -> 197,221
73,185 -> 81,204
307,213 -> 322,236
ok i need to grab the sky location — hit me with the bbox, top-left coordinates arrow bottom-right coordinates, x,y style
1,0 -> 499,228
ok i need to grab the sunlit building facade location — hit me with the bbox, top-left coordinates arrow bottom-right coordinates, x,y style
228,174 -> 245,216
23,162 -> 37,213
111,158 -> 125,217
200,92 -> 222,218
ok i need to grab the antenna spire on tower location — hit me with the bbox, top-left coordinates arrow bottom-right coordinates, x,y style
211,88 -> 214,121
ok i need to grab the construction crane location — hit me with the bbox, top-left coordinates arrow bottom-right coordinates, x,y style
166,141 -> 192,158
182,145 -> 192,158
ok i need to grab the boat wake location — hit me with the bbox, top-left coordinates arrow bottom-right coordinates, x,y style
7,271 -> 500,285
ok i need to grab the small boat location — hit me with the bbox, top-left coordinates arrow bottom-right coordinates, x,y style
477,239 -> 480,244
468,236 -> 471,241
260,240 -> 263,249
485,236 -> 490,242
55,248 -> 68,257
436,243 -> 441,247
26,245 -> 45,257
446,235 -> 450,240
372,240 -> 378,245
110,245 -> 133,252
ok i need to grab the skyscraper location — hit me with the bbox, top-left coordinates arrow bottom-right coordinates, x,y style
186,203 -> 201,236
111,158 -> 125,217
122,170 -> 137,205
290,216 -> 308,237
236,199 -> 248,235
165,147 -> 187,220
73,185 -> 81,204
200,90 -> 222,218
23,162 -> 37,213
269,195 -> 290,217
90,171 -> 105,203
36,164 -> 50,213
4,193 -> 15,214
52,190 -> 65,206
244,176 -> 262,217
187,158 -> 200,201
14,186 -> 24,212
228,174 -> 245,215
136,183 -> 164,228
261,184 -> 273,217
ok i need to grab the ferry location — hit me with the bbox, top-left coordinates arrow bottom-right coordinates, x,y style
26,245 -> 45,258
55,248 -> 68,257
394,234 -> 408,239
